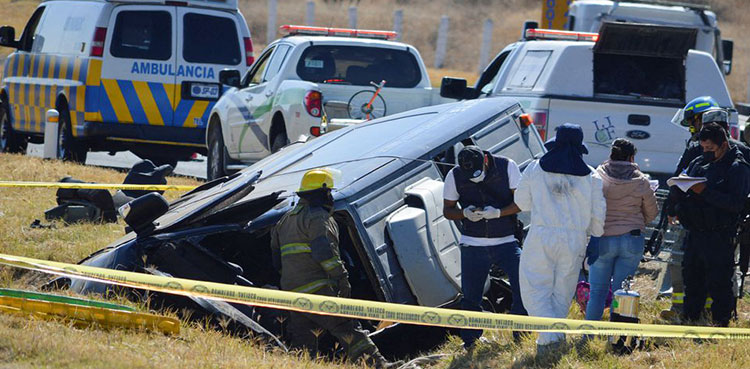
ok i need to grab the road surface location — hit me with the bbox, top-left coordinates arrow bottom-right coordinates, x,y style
27,144 -> 207,180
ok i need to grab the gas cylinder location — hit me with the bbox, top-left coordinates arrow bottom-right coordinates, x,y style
609,276 -> 644,354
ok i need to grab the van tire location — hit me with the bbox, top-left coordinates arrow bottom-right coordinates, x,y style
207,123 -> 228,180
58,106 -> 87,163
0,101 -> 28,154
270,131 -> 288,153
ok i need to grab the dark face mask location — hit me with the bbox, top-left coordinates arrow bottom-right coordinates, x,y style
702,150 -> 716,162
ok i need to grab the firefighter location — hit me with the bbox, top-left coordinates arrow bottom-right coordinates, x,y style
672,124 -> 750,326
270,168 -> 396,368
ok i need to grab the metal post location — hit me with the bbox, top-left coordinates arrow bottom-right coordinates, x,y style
306,1 -> 315,26
393,9 -> 403,41
434,16 -> 450,69
478,19 -> 493,73
348,6 -> 358,29
43,109 -> 59,159
267,0 -> 277,44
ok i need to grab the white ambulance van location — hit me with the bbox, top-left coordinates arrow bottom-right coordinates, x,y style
0,0 -> 252,165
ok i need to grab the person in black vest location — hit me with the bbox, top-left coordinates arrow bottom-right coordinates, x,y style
443,145 -> 528,350
673,123 -> 750,326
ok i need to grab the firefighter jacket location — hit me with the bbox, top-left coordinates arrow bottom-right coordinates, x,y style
270,199 -> 349,296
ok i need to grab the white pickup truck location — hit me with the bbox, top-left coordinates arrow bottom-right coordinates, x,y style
440,23 -> 738,175
567,0 -> 734,76
206,25 -> 446,180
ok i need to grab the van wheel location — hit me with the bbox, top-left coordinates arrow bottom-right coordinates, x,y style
57,107 -> 87,163
0,102 -> 28,154
270,131 -> 289,153
207,123 -> 228,180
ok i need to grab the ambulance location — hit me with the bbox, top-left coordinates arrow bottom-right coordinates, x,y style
0,0 -> 252,165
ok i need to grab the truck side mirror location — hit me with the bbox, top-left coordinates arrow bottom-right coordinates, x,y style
219,69 -> 241,88
722,39 -> 734,75
0,26 -> 18,49
440,77 -> 468,99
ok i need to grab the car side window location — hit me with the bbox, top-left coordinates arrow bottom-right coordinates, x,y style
263,44 -> 292,82
110,10 -> 172,60
244,47 -> 275,86
472,116 -> 534,166
19,6 -> 45,52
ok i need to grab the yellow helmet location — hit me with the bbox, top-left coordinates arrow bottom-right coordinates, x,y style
298,168 -> 336,192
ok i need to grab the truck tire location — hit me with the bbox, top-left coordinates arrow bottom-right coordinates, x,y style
57,106 -> 87,163
207,123 -> 228,180
0,101 -> 28,154
270,131 -> 288,153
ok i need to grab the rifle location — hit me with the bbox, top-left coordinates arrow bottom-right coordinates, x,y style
646,193 -> 671,257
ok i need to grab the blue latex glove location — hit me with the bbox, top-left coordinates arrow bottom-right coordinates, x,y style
586,236 -> 600,265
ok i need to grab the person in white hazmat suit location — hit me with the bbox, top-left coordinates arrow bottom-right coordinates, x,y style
514,123 -> 606,353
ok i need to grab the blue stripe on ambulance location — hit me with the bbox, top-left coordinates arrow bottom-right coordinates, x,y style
118,80 -> 148,124
149,82 -> 173,125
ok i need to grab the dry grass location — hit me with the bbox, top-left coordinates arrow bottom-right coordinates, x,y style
3,156 -> 750,368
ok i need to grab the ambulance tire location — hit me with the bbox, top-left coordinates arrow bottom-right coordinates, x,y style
207,123 -> 228,181
58,107 -> 87,164
0,100 -> 27,154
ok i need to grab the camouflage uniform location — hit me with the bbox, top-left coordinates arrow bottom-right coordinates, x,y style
270,199 -> 383,363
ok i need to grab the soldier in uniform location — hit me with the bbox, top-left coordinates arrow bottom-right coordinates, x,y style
270,168 -> 396,368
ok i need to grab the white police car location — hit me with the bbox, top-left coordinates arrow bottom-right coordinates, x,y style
207,25 -> 446,180
0,0 -> 252,165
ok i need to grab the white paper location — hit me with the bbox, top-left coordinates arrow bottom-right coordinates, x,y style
667,176 -> 707,193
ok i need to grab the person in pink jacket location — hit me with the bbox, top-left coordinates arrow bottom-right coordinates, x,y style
585,138 -> 658,322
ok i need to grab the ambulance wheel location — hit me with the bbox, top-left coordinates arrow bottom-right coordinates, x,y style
207,123 -> 228,180
0,101 -> 27,154
57,107 -> 87,163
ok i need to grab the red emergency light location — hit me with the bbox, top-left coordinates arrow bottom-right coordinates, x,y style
280,25 -> 398,40
525,28 -> 599,42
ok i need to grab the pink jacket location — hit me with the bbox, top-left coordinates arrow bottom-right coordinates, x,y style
596,161 -> 658,237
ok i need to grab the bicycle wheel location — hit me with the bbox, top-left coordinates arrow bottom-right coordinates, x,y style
347,90 -> 387,120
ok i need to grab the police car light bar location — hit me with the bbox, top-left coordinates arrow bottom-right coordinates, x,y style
525,28 -> 599,42
280,25 -> 398,40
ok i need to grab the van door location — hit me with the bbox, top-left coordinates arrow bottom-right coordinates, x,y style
102,6 -> 176,127
175,8 -> 244,130
386,178 -> 462,307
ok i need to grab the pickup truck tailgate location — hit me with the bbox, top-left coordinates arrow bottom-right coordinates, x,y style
548,99 -> 690,174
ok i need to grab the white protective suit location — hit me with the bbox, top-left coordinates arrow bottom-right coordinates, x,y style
514,160 -> 606,345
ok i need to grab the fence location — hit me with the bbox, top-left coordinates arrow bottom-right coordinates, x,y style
266,0 -> 495,73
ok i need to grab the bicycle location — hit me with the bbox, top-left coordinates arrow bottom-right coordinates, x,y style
347,80 -> 387,120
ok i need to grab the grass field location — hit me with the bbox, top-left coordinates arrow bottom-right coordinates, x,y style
4,154 -> 750,368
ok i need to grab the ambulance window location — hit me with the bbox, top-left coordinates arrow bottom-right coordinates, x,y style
111,11 -> 172,60
183,13 -> 241,65
19,6 -> 45,52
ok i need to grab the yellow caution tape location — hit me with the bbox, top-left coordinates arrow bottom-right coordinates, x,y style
1,252 -> 749,340
0,295 -> 180,335
0,181 -> 195,191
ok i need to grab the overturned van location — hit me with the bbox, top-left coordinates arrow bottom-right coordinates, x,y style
50,96 -> 545,356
